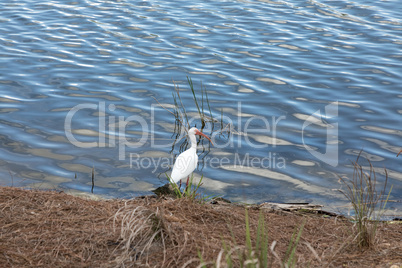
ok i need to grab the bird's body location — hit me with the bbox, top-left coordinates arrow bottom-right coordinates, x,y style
170,147 -> 198,184
170,127 -> 213,184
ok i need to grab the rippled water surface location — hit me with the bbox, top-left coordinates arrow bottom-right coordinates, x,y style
1,0 -> 401,215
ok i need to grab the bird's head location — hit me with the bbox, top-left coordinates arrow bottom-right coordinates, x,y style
188,127 -> 214,145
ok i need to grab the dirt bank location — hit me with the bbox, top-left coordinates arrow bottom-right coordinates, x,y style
0,187 -> 400,267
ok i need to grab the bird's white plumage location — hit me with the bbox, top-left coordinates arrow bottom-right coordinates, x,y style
170,127 -> 212,184
170,147 -> 198,183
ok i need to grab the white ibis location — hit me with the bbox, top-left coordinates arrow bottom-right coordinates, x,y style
170,127 -> 213,185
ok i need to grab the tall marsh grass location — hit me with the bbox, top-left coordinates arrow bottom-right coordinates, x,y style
170,76 -> 219,137
338,151 -> 392,249
154,77 -> 231,189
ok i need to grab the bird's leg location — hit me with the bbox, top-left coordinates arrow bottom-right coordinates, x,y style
184,176 -> 190,195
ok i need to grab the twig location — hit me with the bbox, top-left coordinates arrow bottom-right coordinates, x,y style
151,96 -> 176,116
270,241 -> 284,268
303,241 -> 321,262
91,167 -> 95,194
8,168 -> 14,187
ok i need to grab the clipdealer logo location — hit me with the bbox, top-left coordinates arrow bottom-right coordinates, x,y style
63,101 -> 339,168
302,101 -> 338,167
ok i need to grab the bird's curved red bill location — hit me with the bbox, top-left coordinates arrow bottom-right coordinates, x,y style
195,130 -> 214,145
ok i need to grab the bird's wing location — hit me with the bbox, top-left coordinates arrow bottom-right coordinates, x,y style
170,148 -> 198,183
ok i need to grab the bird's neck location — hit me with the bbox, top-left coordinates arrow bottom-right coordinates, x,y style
189,135 -> 197,149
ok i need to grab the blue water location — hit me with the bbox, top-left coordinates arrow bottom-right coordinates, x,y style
0,0 -> 401,216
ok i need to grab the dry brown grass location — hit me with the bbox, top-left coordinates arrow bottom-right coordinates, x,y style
0,187 -> 401,267
0,187 -> 122,267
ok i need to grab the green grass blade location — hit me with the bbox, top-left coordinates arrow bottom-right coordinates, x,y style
284,219 -> 305,267
187,76 -> 202,119
201,80 -> 205,116
174,80 -> 189,128
165,173 -> 182,198
204,85 -> 213,121
245,208 -> 252,260
197,250 -> 207,268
